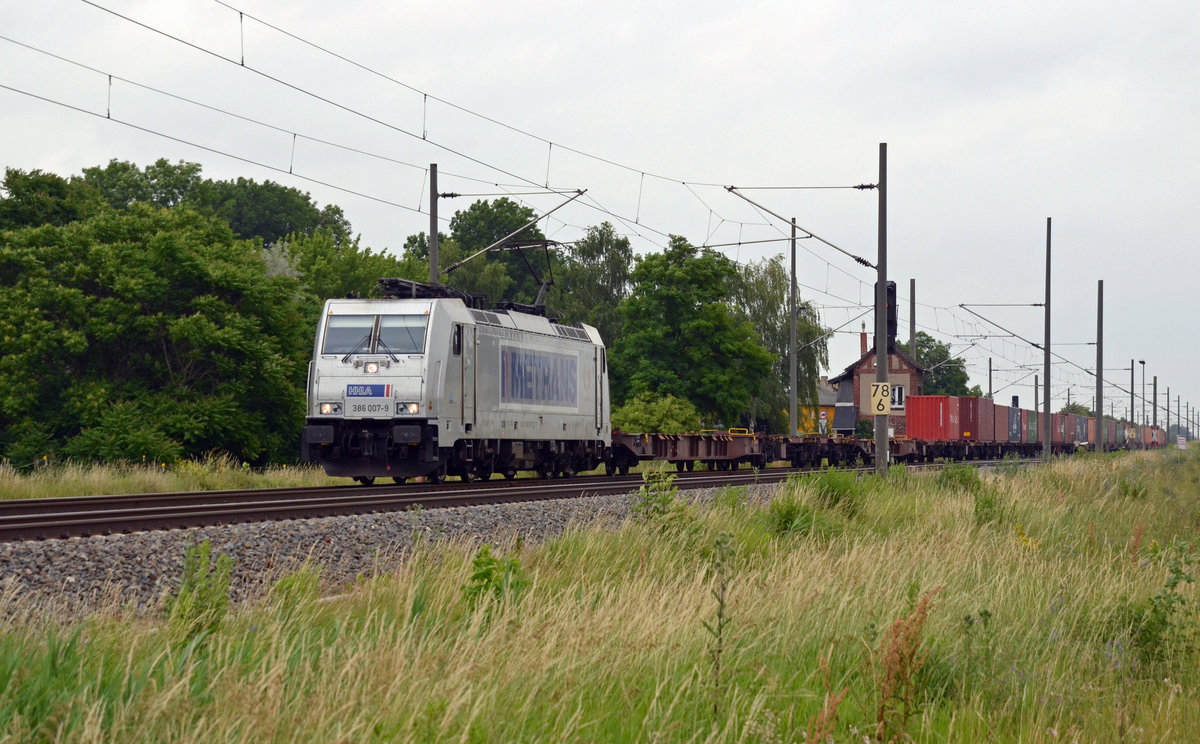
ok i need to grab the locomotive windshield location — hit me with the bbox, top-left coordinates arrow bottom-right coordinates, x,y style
379,315 -> 427,354
321,313 -> 428,355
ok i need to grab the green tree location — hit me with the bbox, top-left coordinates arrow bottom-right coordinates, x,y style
0,203 -> 312,464
282,228 -> 425,301
728,255 -> 828,433
897,331 -> 972,396
0,168 -> 102,230
610,236 -> 774,426
80,158 -> 202,209
191,177 -> 351,245
550,222 -> 633,345
1060,401 -> 1093,416
611,393 -> 701,434
80,159 -> 351,245
446,198 -> 546,302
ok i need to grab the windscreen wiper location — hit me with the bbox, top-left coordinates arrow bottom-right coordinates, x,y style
375,338 -> 400,362
341,333 -> 372,363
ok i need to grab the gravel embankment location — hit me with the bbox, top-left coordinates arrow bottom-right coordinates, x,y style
0,486 -> 702,619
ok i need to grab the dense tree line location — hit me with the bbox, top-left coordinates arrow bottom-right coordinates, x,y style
0,160 -> 413,466
0,160 -> 829,466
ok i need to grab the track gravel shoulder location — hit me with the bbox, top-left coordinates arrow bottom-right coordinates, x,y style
0,483 -> 767,620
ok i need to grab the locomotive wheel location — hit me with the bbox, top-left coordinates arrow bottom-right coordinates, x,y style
685,460 -> 694,472
503,467 -> 517,481
354,476 -> 375,485
459,469 -> 473,483
427,463 -> 447,485
675,461 -> 685,473
392,476 -> 406,484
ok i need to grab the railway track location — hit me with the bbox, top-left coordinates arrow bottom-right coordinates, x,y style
0,458 -> 1030,542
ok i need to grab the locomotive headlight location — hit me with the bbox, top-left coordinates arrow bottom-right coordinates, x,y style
397,402 -> 420,415
319,402 -> 343,415
364,362 -> 379,374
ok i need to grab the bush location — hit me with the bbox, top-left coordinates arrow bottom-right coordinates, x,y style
934,463 -> 982,493
463,545 -> 529,612
612,393 -> 701,434
632,470 -> 684,523
811,468 -> 866,517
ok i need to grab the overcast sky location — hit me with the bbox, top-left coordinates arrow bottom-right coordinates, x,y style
3,0 -> 1198,425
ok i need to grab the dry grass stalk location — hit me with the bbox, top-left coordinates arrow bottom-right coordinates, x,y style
806,652 -> 848,742
875,586 -> 942,742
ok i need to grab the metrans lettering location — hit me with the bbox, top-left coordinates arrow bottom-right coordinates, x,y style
500,347 -> 578,407
346,384 -> 391,397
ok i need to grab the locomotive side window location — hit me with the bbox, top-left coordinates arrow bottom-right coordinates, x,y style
452,325 -> 462,356
379,314 -> 429,355
322,315 -> 376,355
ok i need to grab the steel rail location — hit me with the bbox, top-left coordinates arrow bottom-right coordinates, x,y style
0,459 -> 1033,542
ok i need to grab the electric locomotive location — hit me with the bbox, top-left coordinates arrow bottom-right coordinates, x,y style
302,279 -> 611,484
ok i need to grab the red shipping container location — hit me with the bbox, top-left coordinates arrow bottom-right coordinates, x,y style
1088,417 -> 1096,446
993,404 -> 1010,443
906,395 -> 961,441
960,397 -> 995,442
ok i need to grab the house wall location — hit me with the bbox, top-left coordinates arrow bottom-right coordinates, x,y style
848,352 -> 923,436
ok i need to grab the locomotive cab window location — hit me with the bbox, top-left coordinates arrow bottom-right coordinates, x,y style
322,315 -> 376,355
322,313 -> 429,356
379,314 -> 428,355
451,325 -> 462,356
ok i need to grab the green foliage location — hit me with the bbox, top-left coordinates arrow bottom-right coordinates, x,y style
727,254 -> 828,433
80,159 -> 349,245
1110,541 -> 1196,673
897,331 -> 972,395
283,227 -> 424,300
165,540 -> 234,643
934,463 -> 983,493
269,563 -> 322,617
611,392 -> 701,434
973,487 -> 1006,527
631,470 -> 685,525
80,158 -> 202,210
445,198 -> 546,302
713,484 -> 748,513
549,221 -> 633,347
0,203 -> 311,464
1059,401 -> 1093,416
610,236 -> 774,425
854,418 -> 875,438
766,492 -> 821,537
811,468 -> 866,516
701,531 -> 734,721
0,167 -> 102,229
463,545 -> 529,611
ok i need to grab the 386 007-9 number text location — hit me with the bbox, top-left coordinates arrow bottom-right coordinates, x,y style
349,402 -> 391,415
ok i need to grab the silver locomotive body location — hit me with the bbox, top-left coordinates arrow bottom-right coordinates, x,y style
302,292 -> 611,483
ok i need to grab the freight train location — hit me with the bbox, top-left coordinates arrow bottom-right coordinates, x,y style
302,279 -> 1164,483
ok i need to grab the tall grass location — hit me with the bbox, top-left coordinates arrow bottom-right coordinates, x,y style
0,453 -> 336,500
0,449 -> 1197,741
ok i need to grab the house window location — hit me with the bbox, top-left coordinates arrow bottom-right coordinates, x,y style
891,385 -> 905,410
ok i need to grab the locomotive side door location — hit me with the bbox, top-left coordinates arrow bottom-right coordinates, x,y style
460,324 -> 476,429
